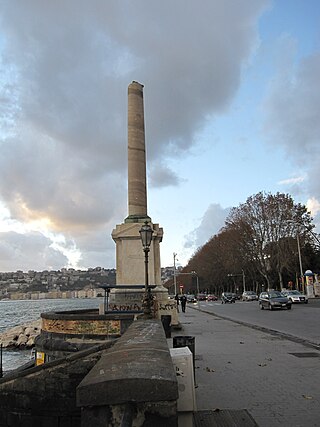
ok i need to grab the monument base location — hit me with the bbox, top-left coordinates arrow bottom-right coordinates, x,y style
102,286 -> 178,325
112,221 -> 163,286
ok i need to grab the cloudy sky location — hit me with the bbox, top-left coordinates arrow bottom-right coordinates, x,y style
0,0 -> 319,272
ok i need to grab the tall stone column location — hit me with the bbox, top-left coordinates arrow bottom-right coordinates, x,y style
126,81 -> 150,223
112,81 -> 160,287
111,82 -> 177,324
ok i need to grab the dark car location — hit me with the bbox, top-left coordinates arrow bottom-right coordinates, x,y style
186,294 -> 197,303
207,294 -> 218,301
221,292 -> 236,304
259,290 -> 292,310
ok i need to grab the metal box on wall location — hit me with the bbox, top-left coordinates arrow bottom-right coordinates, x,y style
170,346 -> 196,412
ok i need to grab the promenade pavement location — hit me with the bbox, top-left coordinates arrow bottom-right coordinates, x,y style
169,305 -> 320,427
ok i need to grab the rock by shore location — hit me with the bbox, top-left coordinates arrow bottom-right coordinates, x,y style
0,320 -> 41,349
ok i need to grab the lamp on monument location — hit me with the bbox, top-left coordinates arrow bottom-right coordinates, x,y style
139,221 -> 153,318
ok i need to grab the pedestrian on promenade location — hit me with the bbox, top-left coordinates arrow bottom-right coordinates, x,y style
180,295 -> 187,313
175,294 -> 180,312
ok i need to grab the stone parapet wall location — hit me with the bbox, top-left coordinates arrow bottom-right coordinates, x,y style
0,318 -> 178,426
0,341 -> 113,427
77,319 -> 179,426
35,310 -> 136,361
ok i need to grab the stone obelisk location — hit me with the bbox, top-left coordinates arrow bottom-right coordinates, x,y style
110,82 -> 177,323
112,82 -> 163,286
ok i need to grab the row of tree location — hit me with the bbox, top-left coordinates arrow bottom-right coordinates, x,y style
173,192 -> 320,296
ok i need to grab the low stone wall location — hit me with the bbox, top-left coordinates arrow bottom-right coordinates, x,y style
0,341 -> 114,427
77,319 -> 179,426
0,319 -> 41,349
36,310 -> 136,361
0,318 -> 178,427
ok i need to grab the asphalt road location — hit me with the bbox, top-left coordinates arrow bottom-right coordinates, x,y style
193,298 -> 320,347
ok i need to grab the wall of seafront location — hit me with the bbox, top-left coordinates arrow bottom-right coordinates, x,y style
77,319 -> 178,426
0,341 -> 113,427
0,319 -> 179,427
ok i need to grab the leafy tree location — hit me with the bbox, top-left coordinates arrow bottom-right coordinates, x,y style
184,191 -> 318,293
225,192 -> 313,289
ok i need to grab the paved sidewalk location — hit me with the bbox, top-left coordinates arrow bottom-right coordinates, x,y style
169,307 -> 320,427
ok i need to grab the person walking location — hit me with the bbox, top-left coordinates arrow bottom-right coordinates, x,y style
180,295 -> 187,313
175,294 -> 180,313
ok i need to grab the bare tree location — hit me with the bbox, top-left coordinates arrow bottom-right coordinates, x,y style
225,192 -> 313,289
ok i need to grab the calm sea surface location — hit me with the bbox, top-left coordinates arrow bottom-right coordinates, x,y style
0,298 -> 103,373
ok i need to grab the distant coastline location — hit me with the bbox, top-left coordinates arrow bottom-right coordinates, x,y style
0,288 -> 103,302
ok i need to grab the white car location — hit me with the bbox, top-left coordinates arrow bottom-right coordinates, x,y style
242,291 -> 258,301
281,290 -> 308,304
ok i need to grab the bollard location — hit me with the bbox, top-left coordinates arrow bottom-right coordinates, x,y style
161,315 -> 172,338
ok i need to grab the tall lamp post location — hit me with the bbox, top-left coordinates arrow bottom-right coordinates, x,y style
139,222 -> 153,318
296,232 -> 304,288
227,272 -> 246,293
191,271 -> 200,296
175,271 -> 200,296
242,270 -> 246,292
173,252 -> 178,295
287,220 -> 304,291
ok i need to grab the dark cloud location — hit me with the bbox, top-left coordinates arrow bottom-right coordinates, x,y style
0,0 -> 268,270
149,163 -> 183,188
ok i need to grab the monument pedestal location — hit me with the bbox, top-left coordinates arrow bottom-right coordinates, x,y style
112,221 -> 163,285
111,221 -> 177,324
104,286 -> 177,325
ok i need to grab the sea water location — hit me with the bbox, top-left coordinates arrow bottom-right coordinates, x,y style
0,298 -> 103,373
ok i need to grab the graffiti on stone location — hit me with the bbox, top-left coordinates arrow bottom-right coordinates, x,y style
42,318 -> 121,335
109,303 -> 142,312
158,303 -> 175,311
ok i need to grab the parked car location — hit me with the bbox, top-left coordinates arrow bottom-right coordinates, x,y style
186,294 -> 197,303
232,293 -> 241,300
207,294 -> 218,301
221,292 -> 236,303
197,293 -> 207,301
281,290 -> 308,304
259,290 -> 292,310
242,291 -> 259,301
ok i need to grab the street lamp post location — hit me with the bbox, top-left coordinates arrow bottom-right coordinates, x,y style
242,270 -> 246,292
175,271 -> 200,298
296,232 -> 304,284
173,252 -> 178,295
191,271 -> 200,296
139,222 -> 154,318
227,272 -> 246,293
287,220 -> 305,292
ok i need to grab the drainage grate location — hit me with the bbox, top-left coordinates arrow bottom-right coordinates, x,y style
194,409 -> 258,427
289,352 -> 320,358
